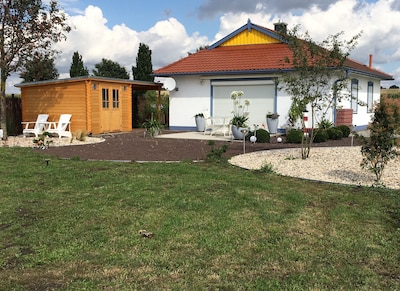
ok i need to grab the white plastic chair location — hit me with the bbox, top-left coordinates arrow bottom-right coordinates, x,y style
47,114 -> 72,139
203,111 -> 213,134
22,114 -> 49,137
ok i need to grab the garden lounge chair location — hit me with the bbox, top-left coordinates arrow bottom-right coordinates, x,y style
22,114 -> 49,137
47,114 -> 72,139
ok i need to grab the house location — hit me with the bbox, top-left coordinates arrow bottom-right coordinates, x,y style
16,76 -> 163,134
154,20 -> 393,131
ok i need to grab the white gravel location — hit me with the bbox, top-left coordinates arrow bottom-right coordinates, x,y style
229,146 -> 400,189
0,136 -> 104,147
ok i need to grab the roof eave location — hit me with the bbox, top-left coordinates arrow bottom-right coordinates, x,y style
153,68 -> 289,77
346,68 -> 394,81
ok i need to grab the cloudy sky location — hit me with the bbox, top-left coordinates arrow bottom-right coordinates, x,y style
7,0 -> 400,93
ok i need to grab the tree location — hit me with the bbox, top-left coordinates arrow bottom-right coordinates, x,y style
0,0 -> 70,138
132,43 -> 153,127
132,43 -> 153,82
70,51 -> 89,77
280,26 -> 361,159
20,52 -> 59,82
92,58 -> 129,79
357,100 -> 400,186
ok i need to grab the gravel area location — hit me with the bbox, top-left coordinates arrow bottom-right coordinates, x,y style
229,146 -> 400,189
0,136 -> 104,148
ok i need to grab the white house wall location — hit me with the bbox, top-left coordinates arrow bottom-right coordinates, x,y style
337,75 -> 380,129
168,76 -> 211,130
168,74 -> 380,131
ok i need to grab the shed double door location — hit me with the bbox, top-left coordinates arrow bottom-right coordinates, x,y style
100,87 -> 122,132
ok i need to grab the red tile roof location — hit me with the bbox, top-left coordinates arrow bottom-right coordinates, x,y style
154,42 -> 393,80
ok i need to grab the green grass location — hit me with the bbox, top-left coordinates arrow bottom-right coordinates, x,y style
0,147 -> 399,290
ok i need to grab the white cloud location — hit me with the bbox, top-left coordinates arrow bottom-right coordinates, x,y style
216,0 -> 400,86
7,0 -> 400,94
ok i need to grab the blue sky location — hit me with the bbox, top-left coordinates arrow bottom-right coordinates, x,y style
63,0 -> 221,39
7,0 -> 400,92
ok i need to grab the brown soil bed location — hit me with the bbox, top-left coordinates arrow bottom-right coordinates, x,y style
33,130 -> 361,162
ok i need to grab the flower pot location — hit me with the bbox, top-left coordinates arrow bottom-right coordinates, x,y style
195,116 -> 205,132
267,117 -> 279,134
231,125 -> 248,139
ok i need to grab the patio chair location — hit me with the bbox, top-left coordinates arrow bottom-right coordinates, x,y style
202,111 -> 230,137
47,114 -> 72,139
22,114 -> 49,137
203,111 -> 213,134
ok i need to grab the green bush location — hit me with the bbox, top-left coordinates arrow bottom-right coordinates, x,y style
313,130 -> 329,143
335,125 -> 351,137
247,129 -> 270,143
318,119 -> 334,129
327,128 -> 343,140
286,129 -> 303,143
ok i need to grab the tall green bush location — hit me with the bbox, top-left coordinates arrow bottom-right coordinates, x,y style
357,100 -> 400,185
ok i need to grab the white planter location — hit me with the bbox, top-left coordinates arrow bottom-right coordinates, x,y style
266,117 -> 279,134
195,116 -> 205,132
231,125 -> 248,139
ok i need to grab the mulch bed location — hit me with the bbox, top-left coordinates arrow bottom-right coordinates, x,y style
34,130 -> 361,162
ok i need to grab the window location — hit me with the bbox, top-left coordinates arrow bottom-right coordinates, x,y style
102,88 -> 109,108
351,79 -> 358,113
367,81 -> 373,112
112,89 -> 119,108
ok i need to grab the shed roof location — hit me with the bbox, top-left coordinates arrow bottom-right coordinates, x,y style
154,21 -> 393,81
15,76 -> 163,91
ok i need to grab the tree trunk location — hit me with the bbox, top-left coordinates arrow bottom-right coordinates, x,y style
0,75 -> 7,139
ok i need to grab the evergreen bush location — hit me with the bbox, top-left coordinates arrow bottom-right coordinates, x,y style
313,130 -> 329,143
327,128 -> 343,140
286,129 -> 302,143
335,125 -> 351,137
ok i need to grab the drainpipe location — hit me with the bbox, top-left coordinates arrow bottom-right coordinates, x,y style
333,69 -> 349,125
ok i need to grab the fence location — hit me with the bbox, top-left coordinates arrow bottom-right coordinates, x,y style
4,96 -> 22,136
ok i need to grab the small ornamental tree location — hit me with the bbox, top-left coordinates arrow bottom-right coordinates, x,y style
92,59 -> 129,79
357,100 -> 400,186
0,0 -> 70,138
70,51 -> 89,77
20,52 -> 59,82
280,26 -> 361,159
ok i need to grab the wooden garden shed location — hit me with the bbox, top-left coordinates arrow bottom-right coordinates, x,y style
15,76 -> 163,134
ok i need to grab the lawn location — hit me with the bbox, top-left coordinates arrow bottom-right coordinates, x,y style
1,147 -> 399,290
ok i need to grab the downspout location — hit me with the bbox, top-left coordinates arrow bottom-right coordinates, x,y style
333,69 -> 349,125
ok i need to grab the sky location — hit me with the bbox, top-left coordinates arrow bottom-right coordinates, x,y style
7,0 -> 400,93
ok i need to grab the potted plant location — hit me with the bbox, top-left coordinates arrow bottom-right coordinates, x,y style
266,112 -> 280,134
230,90 -> 250,139
194,113 -> 205,132
142,117 -> 162,137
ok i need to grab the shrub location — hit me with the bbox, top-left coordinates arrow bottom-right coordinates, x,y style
206,140 -> 228,162
335,125 -> 351,137
313,130 -> 329,143
286,129 -> 302,143
247,129 -> 270,143
327,128 -> 343,140
318,119 -> 333,129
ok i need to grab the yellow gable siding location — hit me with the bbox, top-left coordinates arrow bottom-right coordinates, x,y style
220,29 -> 280,46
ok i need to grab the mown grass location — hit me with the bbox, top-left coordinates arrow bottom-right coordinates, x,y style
0,147 -> 399,290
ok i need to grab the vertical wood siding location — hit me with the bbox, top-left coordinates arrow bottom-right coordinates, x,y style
221,29 -> 280,46
21,79 -> 134,135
